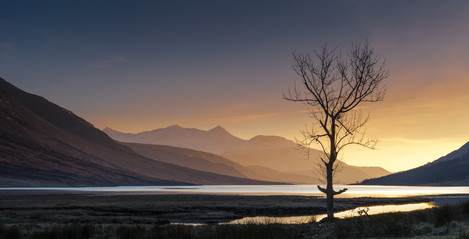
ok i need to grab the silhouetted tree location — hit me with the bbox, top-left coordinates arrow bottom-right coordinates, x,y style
283,42 -> 388,220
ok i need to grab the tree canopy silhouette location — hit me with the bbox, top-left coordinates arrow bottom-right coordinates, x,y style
284,42 -> 389,220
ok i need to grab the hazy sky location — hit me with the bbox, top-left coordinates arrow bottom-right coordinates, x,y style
1,0 -> 469,172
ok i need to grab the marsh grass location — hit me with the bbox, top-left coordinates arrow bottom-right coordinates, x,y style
434,204 -> 458,227
460,229 -> 469,239
148,225 -> 197,239
0,224 -> 20,239
0,222 -> 301,239
30,224 -> 95,239
1,200 -> 468,239
116,225 -> 146,239
333,211 -> 417,237
113,223 -> 299,239
332,200 -> 469,238
216,223 -> 300,239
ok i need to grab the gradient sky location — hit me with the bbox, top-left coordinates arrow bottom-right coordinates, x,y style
1,0 -> 469,172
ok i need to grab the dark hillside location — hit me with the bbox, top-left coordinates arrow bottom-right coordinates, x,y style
361,142 -> 469,186
0,77 -> 271,186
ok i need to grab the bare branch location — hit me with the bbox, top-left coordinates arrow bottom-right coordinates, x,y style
284,41 -> 388,220
317,185 -> 327,194
334,188 -> 348,195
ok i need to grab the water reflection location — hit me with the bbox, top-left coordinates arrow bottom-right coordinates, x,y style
2,185 -> 468,198
226,202 -> 435,224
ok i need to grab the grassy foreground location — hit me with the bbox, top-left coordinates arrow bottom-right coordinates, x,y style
1,200 -> 469,239
330,200 -> 469,238
0,223 -> 311,239
0,193 -> 429,224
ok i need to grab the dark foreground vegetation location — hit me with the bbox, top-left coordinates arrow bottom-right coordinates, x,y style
1,200 -> 468,238
0,193 -> 428,224
0,223 -> 314,239
330,200 -> 469,238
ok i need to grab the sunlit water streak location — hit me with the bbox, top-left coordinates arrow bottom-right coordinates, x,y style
225,202 -> 435,224
1,185 -> 468,198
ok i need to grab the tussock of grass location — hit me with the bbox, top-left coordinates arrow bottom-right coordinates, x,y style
434,204 -> 457,227
460,229 -> 469,239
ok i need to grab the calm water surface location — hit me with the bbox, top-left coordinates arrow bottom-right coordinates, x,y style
1,185 -> 468,197
2,185 -> 468,225
226,202 -> 435,224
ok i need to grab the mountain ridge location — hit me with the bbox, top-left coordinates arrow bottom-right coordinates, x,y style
104,125 -> 244,155
360,141 -> 469,186
105,126 -> 391,184
0,77 -> 274,186
121,141 -> 331,184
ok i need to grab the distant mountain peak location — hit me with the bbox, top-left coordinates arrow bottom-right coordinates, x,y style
167,124 -> 183,129
209,125 -> 236,138
209,125 -> 227,132
103,127 -> 113,132
102,127 -> 123,135
105,124 -> 242,154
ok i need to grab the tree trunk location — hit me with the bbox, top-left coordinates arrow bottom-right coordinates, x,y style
286,43 -> 385,223
326,163 -> 334,221
315,118 -> 347,221
326,118 -> 337,221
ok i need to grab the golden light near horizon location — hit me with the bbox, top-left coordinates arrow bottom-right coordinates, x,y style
90,64 -> 469,173
4,1 -> 466,175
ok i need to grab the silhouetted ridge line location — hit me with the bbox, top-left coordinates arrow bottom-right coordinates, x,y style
0,77 -> 276,186
105,125 -> 391,184
360,141 -> 469,186
0,77 -> 125,150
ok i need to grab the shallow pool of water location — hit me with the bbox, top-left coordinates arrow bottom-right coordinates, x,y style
226,202 -> 436,224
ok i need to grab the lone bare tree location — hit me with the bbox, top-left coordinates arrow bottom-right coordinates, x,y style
283,42 -> 388,221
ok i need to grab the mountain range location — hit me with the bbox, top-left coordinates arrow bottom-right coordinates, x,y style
361,142 -> 469,186
104,125 -> 242,155
2,76 -> 465,187
104,126 -> 390,184
0,77 -> 272,186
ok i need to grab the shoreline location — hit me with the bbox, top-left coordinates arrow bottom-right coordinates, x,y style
0,193 -> 468,238
0,192 -> 448,225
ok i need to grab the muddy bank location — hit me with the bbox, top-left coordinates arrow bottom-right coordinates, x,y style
0,193 -> 432,224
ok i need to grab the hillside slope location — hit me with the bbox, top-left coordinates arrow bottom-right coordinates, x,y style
0,77 -> 271,186
361,142 -> 469,186
121,142 -> 247,179
122,142 -> 318,184
106,127 -> 390,184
